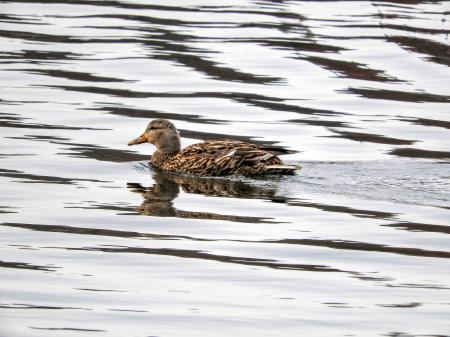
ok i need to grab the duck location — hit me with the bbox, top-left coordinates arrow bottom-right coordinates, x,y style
128,119 -> 300,176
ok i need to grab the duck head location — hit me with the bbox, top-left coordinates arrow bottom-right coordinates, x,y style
128,119 -> 181,154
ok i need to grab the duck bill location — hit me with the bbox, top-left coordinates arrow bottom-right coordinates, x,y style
128,134 -> 147,146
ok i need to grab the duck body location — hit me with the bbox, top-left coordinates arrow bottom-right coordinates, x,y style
128,119 -> 299,176
152,139 -> 296,176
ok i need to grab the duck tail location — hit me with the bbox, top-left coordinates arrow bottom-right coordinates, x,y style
264,164 -> 300,175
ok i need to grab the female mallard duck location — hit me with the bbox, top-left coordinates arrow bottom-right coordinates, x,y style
128,119 -> 300,176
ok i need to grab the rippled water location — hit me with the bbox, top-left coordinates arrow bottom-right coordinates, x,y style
1,1 -> 450,336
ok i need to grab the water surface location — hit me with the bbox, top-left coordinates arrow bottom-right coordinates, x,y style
1,1 -> 450,336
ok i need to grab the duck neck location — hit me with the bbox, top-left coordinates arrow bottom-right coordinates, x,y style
150,132 -> 181,168
151,150 -> 177,169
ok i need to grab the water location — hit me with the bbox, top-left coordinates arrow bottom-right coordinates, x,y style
1,1 -> 450,336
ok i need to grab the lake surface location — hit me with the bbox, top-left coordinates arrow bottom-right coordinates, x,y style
1,1 -> 450,336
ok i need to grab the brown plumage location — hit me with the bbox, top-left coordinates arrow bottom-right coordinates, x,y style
128,119 -> 300,176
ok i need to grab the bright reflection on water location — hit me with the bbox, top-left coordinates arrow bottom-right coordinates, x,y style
1,1 -> 450,336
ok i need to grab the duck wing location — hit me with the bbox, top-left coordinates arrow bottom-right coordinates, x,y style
169,140 -> 285,176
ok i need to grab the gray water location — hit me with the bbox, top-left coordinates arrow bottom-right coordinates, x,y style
1,1 -> 450,336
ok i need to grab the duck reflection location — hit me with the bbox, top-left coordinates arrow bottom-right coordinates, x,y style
127,171 -> 280,223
